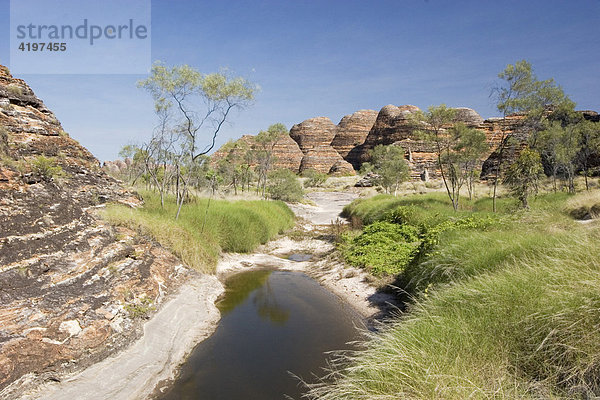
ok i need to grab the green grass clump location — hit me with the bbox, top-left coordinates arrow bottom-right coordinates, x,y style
307,227 -> 600,399
102,191 -> 294,273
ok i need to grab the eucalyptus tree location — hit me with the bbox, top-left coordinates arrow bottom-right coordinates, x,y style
253,123 -> 287,198
138,62 -> 256,218
504,148 -> 544,209
576,120 -> 600,191
492,60 -> 572,211
450,123 -> 489,201
370,144 -> 409,196
415,105 -> 460,209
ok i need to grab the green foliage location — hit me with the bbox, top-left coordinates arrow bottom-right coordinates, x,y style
6,84 -> 23,96
302,169 -> 328,188
307,191 -> 599,400
102,191 -> 294,273
31,155 -> 66,181
138,62 -> 257,160
369,144 -> 409,195
504,148 -> 544,208
340,221 -> 420,276
496,60 -> 573,118
267,168 -> 304,202
124,297 -> 155,319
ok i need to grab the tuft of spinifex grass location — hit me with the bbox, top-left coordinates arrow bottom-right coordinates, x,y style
102,191 -> 294,274
306,227 -> 600,399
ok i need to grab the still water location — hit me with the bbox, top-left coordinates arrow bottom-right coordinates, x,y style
158,270 -> 361,400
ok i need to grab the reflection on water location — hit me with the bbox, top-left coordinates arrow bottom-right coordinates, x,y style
158,270 -> 360,400
217,270 -> 272,315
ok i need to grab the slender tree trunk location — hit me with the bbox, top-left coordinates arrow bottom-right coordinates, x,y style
175,175 -> 187,220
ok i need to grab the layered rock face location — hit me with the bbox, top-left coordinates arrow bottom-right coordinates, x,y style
331,109 -> 378,161
212,103 -> 599,181
209,133 -> 304,173
289,117 -> 338,154
0,65 -> 192,397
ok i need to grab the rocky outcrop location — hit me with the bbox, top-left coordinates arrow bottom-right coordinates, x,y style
212,103 -> 599,181
331,110 -> 378,162
348,105 -> 421,169
298,145 -> 353,175
454,107 -> 484,126
0,65 -> 192,397
271,134 -> 305,172
209,133 -> 304,173
289,117 -> 338,154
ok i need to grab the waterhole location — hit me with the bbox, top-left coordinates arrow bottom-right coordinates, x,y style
158,269 -> 361,400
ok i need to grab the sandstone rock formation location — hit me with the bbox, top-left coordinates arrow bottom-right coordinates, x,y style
209,133 -> 304,173
0,65 -> 193,397
299,145 -> 353,175
289,117 -> 338,154
212,103 -> 599,182
331,109 -> 378,162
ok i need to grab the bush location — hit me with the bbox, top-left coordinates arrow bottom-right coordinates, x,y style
31,155 -> 65,180
6,84 -> 23,96
340,221 -> 420,276
267,168 -> 304,202
302,169 -> 328,188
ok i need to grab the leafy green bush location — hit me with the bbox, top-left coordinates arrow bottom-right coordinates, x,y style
31,155 -> 66,180
340,221 -> 420,275
267,168 -> 304,202
302,169 -> 328,188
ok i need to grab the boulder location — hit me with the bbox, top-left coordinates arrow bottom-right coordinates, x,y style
329,159 -> 356,176
289,117 -> 337,154
331,109 -> 378,161
299,145 -> 346,174
453,107 -> 484,126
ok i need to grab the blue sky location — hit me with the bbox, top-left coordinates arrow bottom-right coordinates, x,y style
0,0 -> 598,161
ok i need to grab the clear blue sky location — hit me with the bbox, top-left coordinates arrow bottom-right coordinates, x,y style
0,0 -> 598,161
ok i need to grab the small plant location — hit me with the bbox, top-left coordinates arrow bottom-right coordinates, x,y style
303,169 -> 328,188
31,155 -> 66,181
328,217 -> 349,243
6,84 -> 23,97
124,297 -> 155,319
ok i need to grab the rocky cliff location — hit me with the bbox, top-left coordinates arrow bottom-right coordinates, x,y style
0,65 -> 193,398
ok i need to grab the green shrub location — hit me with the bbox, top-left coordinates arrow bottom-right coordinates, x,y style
302,169 -> 328,188
31,155 -> 66,180
267,168 -> 304,202
340,221 -> 420,275
6,84 -> 23,96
